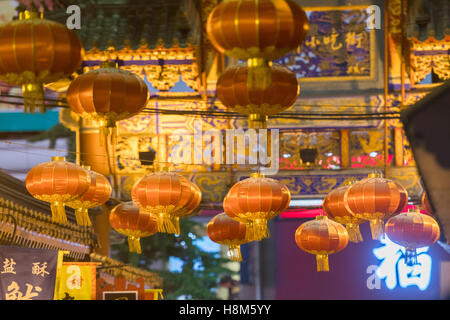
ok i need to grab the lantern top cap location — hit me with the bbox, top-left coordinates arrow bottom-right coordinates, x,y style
52,156 -> 66,162
21,11 -> 41,20
407,208 -> 420,214
316,215 -> 327,220
250,172 -> 263,178
343,179 -> 356,186
81,165 -> 91,170
99,61 -> 117,68
368,172 -> 382,178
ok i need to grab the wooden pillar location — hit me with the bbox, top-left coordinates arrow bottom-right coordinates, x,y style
340,129 -> 350,168
79,118 -> 112,256
79,118 -> 110,176
394,127 -> 404,167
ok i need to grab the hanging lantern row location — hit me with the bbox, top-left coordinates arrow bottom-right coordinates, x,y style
0,10 -> 82,113
207,0 -> 309,128
295,173 -> 441,272
25,157 -> 111,226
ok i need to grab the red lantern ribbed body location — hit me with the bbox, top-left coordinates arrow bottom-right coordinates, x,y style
216,63 -> 298,120
323,184 -> 366,243
344,174 -> 408,240
66,168 -> 111,226
131,172 -> 202,235
223,173 -> 290,240
25,157 -> 91,224
385,209 -> 440,266
206,0 -> 309,61
0,11 -> 82,113
207,213 -> 248,261
66,67 -> 148,128
110,201 -> 158,254
295,216 -> 349,272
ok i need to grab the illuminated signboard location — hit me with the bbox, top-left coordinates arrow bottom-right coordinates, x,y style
372,235 -> 432,291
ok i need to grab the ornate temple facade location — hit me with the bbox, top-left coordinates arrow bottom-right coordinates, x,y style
14,0 -> 449,299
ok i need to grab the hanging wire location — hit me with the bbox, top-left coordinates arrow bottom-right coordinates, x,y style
0,93 -> 402,120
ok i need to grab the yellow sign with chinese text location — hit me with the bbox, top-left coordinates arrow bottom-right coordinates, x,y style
55,262 -> 99,300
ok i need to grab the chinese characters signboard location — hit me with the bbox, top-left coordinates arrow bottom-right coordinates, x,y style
274,7 -> 374,81
0,246 -> 60,300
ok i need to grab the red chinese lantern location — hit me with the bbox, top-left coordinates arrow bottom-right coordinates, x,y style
66,62 -> 148,141
206,0 -> 309,61
131,172 -> 202,235
207,213 -> 249,262
344,173 -> 408,240
66,166 -> 112,226
0,11 -> 82,113
25,157 -> 91,224
295,215 -> 349,272
385,208 -> 440,266
323,181 -> 366,243
206,0 -> 308,90
223,172 -> 290,240
216,63 -> 299,128
110,201 -> 158,254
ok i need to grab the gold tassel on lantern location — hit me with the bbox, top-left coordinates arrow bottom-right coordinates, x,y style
22,83 -> 45,113
345,223 -> 364,243
227,243 -> 243,262
369,218 -> 385,240
154,211 -> 178,234
316,253 -> 329,272
127,235 -> 142,254
253,218 -> 270,240
50,200 -> 68,224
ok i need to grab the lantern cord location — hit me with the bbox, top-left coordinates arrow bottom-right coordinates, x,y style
316,253 -> 329,272
227,244 -> 243,262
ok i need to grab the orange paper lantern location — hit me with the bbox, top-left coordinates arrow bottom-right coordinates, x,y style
0,11 -> 82,113
216,63 -> 298,127
206,0 -> 309,61
131,172 -> 202,235
207,213 -> 249,261
110,201 -> 158,254
323,182 -> 366,243
385,209 -> 440,266
66,166 -> 112,226
25,157 -> 91,224
344,173 -> 408,240
295,215 -> 349,272
223,172 -> 290,240
66,63 -> 148,139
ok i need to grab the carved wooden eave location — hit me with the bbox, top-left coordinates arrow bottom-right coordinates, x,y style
90,253 -> 163,288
